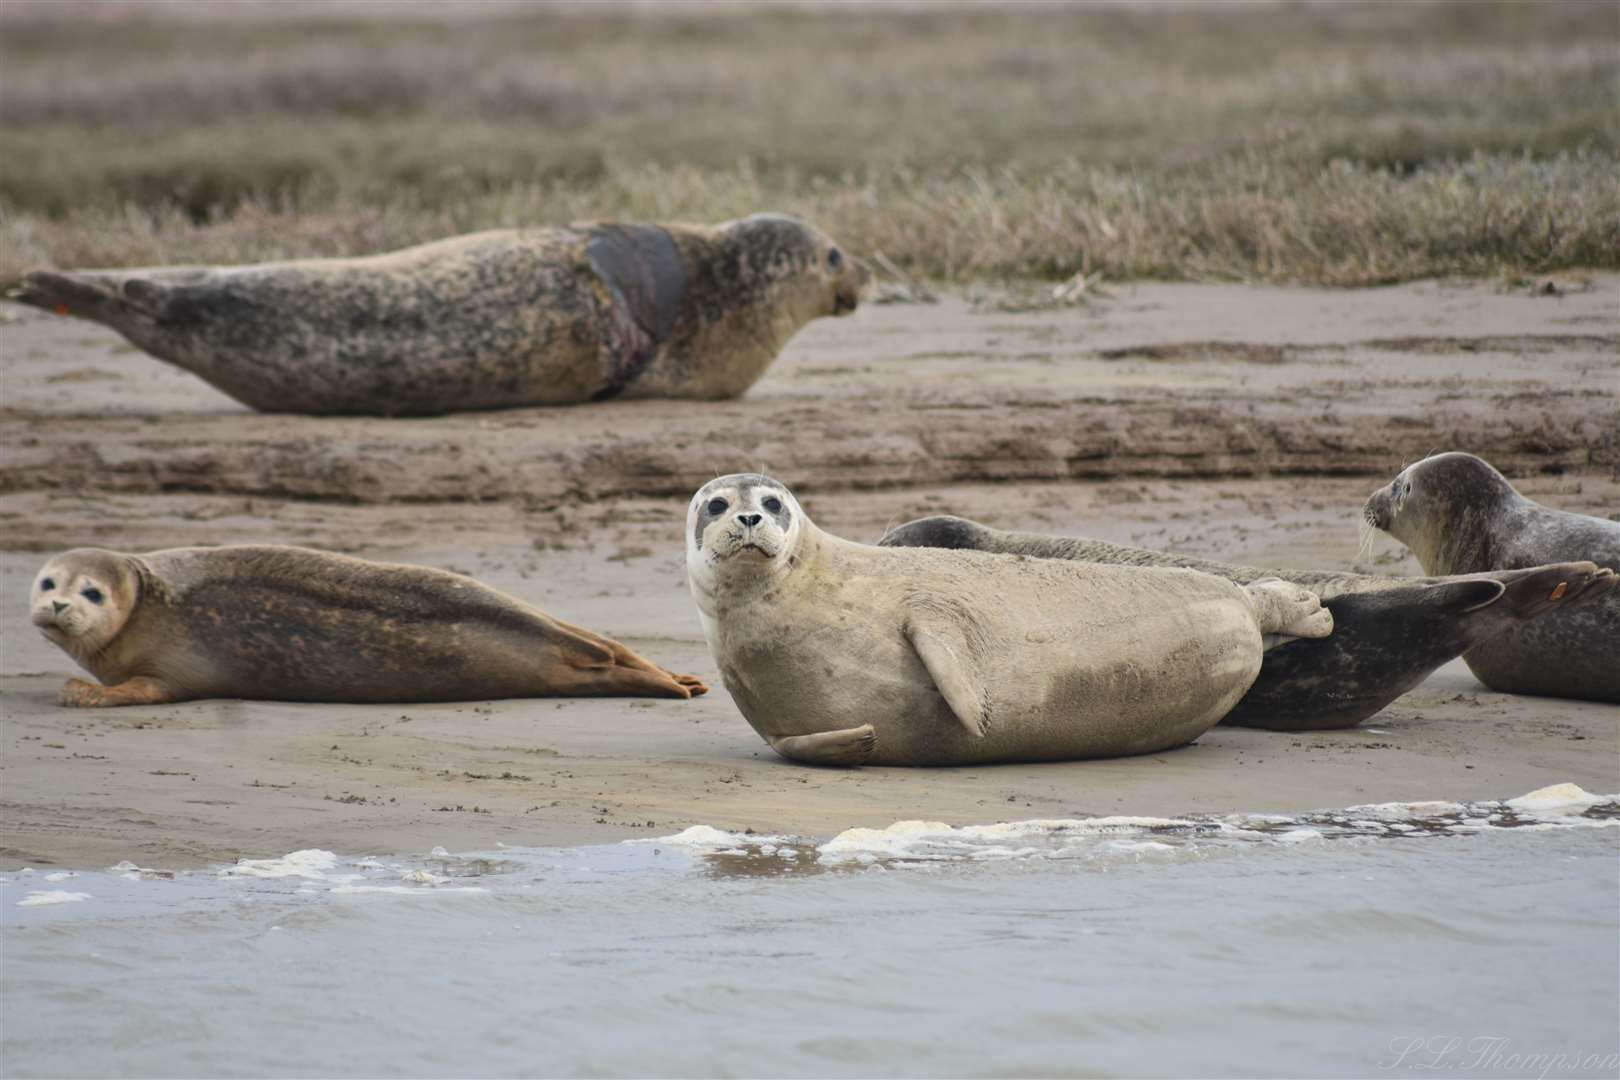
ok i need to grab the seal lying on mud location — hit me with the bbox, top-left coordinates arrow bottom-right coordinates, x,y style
880,515 -> 1616,729
30,546 -> 708,706
9,214 -> 867,415
686,474 -> 1334,767
1365,452 -> 1620,703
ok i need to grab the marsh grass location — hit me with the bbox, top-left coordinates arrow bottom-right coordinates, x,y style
2,1 -> 1616,285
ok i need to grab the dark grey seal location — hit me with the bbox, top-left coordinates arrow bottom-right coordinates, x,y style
1364,452 -> 1620,703
880,515 -> 1615,729
8,214 -> 867,415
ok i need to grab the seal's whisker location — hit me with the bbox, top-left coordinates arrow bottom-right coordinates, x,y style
1354,514 -> 1378,565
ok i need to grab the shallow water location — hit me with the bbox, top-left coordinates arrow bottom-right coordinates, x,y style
4,792 -> 1618,1079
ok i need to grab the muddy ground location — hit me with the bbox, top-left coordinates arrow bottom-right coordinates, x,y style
1,275 -> 1616,869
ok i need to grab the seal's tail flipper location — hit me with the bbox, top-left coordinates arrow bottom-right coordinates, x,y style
1493,562 -> 1616,619
8,269 -> 161,331
1247,578 -> 1334,639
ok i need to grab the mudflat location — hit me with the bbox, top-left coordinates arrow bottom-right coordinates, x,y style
2,275 -> 1616,869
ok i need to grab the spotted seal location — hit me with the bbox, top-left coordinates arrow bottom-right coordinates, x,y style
30,545 -> 708,706
9,214 -> 867,415
1364,452 -> 1620,703
686,474 -> 1334,766
880,515 -> 1615,729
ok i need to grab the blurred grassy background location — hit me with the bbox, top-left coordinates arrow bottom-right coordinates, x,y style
2,0 -> 1616,285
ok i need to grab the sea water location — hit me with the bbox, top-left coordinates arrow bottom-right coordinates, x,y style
3,786 -> 1617,1079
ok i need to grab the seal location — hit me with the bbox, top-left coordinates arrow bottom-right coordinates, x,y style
879,515 -> 1615,728
8,214 -> 868,415
1364,451 -> 1620,702
686,474 -> 1334,766
30,545 -> 708,706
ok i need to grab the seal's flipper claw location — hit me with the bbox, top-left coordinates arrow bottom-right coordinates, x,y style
1246,578 -> 1333,639
58,675 -> 179,708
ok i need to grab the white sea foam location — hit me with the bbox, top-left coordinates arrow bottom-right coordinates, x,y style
18,890 -> 91,907
632,825 -> 785,848
43,871 -> 78,882
329,885 -> 490,896
219,850 -> 340,879
1504,783 -> 1609,813
624,784 -> 1618,868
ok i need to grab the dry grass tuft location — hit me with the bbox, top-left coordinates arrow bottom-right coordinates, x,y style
2,2 -> 1615,285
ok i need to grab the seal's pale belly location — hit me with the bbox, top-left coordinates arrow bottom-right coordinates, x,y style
715,560 -> 1266,765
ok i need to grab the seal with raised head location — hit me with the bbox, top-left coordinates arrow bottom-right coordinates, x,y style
9,214 -> 868,415
1364,451 -> 1620,703
30,545 -> 708,706
686,474 -> 1334,767
879,515 -> 1616,729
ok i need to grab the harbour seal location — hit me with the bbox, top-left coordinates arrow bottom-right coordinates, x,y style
879,515 -> 1615,728
30,545 -> 708,706
1364,452 -> 1620,702
8,214 -> 868,415
685,474 -> 1334,767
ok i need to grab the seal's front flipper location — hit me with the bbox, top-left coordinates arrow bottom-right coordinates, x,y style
1246,579 -> 1334,640
58,675 -> 181,708
904,617 -> 990,737
769,725 -> 876,767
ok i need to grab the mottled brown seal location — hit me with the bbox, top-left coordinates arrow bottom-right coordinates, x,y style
9,214 -> 868,415
686,474 -> 1332,767
30,545 -> 708,706
879,514 -> 1615,728
1364,452 -> 1620,703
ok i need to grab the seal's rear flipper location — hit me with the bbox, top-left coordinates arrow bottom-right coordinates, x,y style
1494,562 -> 1615,619
1423,578 -> 1505,615
9,269 -> 160,331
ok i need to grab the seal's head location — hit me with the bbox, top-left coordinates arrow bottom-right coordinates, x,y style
720,214 -> 870,320
30,549 -> 139,659
686,473 -> 808,602
1364,452 -> 1521,568
879,515 -> 992,551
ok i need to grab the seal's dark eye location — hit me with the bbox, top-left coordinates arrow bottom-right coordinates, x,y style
706,497 -> 728,515
81,587 -> 104,605
762,496 -> 783,513
40,578 -> 54,591
827,248 -> 842,270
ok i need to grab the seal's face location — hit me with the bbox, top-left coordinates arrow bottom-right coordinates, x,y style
1365,452 -> 1517,542
723,215 -> 870,320
30,549 -> 136,657
1363,466 -> 1414,538
686,473 -> 806,592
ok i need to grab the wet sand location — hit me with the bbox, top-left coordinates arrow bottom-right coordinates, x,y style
2,275 -> 1616,869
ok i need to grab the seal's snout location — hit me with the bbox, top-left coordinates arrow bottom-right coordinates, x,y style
831,254 -> 870,317
52,599 -> 69,614
1362,488 -> 1393,532
737,513 -> 763,528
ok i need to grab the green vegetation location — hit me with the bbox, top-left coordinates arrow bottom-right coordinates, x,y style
2,2 -> 1615,285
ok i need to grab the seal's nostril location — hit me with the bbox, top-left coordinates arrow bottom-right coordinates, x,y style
51,600 -> 69,614
737,513 -> 763,528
